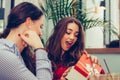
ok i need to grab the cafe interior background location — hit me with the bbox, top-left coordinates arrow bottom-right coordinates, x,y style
0,0 -> 120,73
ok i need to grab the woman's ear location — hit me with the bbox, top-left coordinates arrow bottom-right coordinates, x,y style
25,17 -> 32,29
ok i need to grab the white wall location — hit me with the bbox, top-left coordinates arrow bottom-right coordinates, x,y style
85,27 -> 105,48
85,0 -> 105,48
15,0 -> 40,7
85,0 -> 119,48
110,0 -> 119,41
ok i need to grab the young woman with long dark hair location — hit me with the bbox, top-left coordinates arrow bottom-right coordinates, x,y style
46,17 -> 104,80
0,2 -> 52,80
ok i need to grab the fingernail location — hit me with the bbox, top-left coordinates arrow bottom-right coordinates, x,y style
18,34 -> 21,37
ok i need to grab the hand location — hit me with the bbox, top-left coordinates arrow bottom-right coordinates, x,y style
87,74 -> 99,80
60,67 -> 72,80
84,51 -> 98,64
87,54 -> 98,64
20,30 -> 44,49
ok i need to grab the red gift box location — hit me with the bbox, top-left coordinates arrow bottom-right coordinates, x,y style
74,52 -> 103,77
66,52 -> 104,80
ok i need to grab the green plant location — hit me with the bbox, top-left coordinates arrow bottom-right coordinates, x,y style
40,0 -> 104,31
40,0 -> 75,26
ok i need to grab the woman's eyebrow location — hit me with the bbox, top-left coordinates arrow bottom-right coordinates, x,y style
67,28 -> 79,33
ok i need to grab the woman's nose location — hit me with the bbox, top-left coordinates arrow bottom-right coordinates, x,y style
69,34 -> 75,40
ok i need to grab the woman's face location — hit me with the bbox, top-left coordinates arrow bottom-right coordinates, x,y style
61,22 -> 79,51
31,16 -> 44,36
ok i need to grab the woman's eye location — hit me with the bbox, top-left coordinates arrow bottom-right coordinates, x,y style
75,34 -> 78,37
74,33 -> 79,37
66,31 -> 70,34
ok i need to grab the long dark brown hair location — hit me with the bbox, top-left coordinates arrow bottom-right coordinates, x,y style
0,2 -> 43,75
46,17 -> 85,70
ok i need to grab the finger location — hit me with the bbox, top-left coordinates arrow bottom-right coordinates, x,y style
22,40 -> 28,47
86,53 -> 90,57
62,72 -> 67,77
64,67 -> 72,73
91,56 -> 98,64
91,55 -> 94,62
20,34 -> 29,43
94,57 -> 98,64
60,77 -> 66,80
93,56 -> 98,63
83,50 -> 89,57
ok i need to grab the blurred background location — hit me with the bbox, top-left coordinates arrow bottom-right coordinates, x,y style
0,0 -> 120,73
